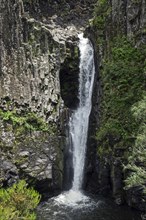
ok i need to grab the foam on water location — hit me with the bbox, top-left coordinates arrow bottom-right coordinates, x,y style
54,190 -> 90,207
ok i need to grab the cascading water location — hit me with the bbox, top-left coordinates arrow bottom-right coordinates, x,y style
70,33 -> 95,191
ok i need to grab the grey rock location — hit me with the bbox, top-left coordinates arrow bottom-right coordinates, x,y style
19,151 -> 30,157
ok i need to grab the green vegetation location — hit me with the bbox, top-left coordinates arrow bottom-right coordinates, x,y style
96,37 -> 145,153
95,36 -> 146,191
0,180 -> 41,220
124,95 -> 146,190
91,0 -> 111,45
0,110 -> 56,134
92,0 -> 110,30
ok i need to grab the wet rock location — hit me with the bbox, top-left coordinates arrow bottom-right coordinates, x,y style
111,158 -> 124,204
141,213 -> 146,220
0,159 -> 19,187
0,128 -> 64,194
19,151 -> 30,157
126,186 -> 146,212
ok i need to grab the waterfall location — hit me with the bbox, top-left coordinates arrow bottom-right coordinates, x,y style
53,33 -> 95,206
69,33 -> 95,191
37,37 -> 141,219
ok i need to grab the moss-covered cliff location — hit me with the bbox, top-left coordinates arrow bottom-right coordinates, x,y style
86,0 -> 146,215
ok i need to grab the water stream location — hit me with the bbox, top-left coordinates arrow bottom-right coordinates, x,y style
52,33 -> 95,205
70,33 -> 95,191
37,34 -> 141,220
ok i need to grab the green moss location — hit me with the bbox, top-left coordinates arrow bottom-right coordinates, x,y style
0,180 -> 41,220
97,145 -> 112,157
91,0 -> 111,45
93,0 -> 110,28
0,110 -> 56,134
95,35 -> 146,192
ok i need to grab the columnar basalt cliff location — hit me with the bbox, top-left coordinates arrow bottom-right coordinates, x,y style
0,0 -> 96,196
0,0 -> 68,194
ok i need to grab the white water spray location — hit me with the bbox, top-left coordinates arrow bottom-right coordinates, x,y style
54,33 -> 95,206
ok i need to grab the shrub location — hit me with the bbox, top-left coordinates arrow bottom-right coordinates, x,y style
124,95 -> 146,191
93,0 -> 111,30
0,180 -> 41,220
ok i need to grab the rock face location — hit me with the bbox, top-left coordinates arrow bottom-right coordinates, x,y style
0,0 -> 78,121
0,124 -> 64,195
0,0 -> 96,196
0,0 -> 96,121
85,0 -> 146,216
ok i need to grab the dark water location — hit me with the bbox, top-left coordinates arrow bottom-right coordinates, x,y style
37,192 -> 141,220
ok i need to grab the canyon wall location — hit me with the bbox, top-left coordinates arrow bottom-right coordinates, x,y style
0,0 -> 96,197
0,0 -> 145,217
85,0 -> 146,216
